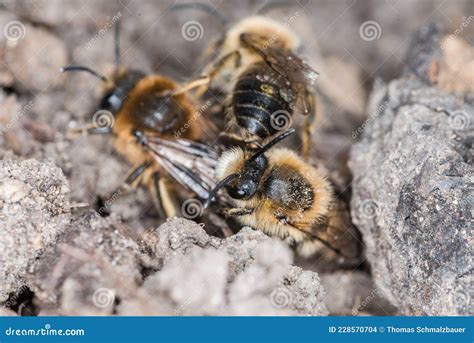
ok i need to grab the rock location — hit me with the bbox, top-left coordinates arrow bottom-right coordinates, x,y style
227,240 -> 294,315
282,267 -> 331,316
2,1 -> 70,27
217,227 -> 273,279
0,307 -> 17,316
320,271 -> 397,316
403,23 -> 444,86
226,238 -> 328,315
349,76 -> 472,315
0,10 -> 17,86
433,36 -> 474,94
119,221 -> 328,316
145,218 -> 218,261
403,23 -> 474,95
0,92 -> 36,156
4,24 -> 67,92
0,159 -> 70,302
0,159 -> 145,314
28,211 -> 144,316
143,248 -> 229,316
5,212 -> 327,316
137,219 -> 239,284
3,1 -> 117,28
370,1 -> 473,80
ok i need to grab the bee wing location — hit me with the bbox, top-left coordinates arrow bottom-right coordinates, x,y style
144,135 -> 219,200
310,198 -> 362,259
240,33 -> 318,115
240,33 -> 319,88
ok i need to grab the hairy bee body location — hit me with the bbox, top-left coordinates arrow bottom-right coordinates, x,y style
62,21 -> 216,218
211,16 -> 299,88
216,147 -> 332,245
209,129 -> 360,259
174,15 -> 316,148
232,62 -> 296,139
110,72 -> 201,166
89,69 -> 208,217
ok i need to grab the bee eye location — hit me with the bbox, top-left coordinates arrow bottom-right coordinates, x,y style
227,186 -> 248,200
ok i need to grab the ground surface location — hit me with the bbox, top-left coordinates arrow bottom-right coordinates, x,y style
0,0 -> 472,316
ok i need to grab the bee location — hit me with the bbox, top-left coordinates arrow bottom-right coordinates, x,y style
204,128 -> 361,259
171,2 -> 319,158
60,20 -> 217,218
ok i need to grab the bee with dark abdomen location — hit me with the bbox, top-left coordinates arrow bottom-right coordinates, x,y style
171,3 -> 319,158
204,128 -> 360,259
61,21 -> 217,218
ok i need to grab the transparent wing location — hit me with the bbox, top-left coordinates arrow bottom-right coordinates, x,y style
142,134 -> 219,200
240,33 -> 318,115
240,32 -> 319,88
310,198 -> 361,259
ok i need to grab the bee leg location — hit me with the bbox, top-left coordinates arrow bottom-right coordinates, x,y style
67,123 -> 112,139
219,132 -> 241,140
275,212 -> 290,224
173,50 -> 241,97
149,173 -> 178,218
102,161 -> 152,200
172,75 -> 211,96
125,161 -> 152,186
223,207 -> 254,217
284,218 -> 346,257
206,50 -> 241,81
68,125 -> 92,137
244,136 -> 262,145
87,127 -> 112,134
219,132 -> 263,149
302,93 -> 319,160
218,132 -> 247,143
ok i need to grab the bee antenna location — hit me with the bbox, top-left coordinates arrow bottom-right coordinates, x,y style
114,19 -> 121,66
248,128 -> 295,162
204,173 -> 240,208
170,2 -> 229,27
256,0 -> 306,15
60,65 -> 109,83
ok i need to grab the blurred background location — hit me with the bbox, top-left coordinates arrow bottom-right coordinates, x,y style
0,0 -> 472,316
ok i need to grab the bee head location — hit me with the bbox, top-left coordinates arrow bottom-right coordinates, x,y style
98,68 -> 145,113
207,129 -> 296,208
225,154 -> 267,200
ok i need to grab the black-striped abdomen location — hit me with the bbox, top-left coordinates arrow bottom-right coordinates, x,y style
232,62 -> 296,139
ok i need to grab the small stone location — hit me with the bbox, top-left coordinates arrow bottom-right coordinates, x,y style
5,24 -> 67,92
118,219 -> 328,316
0,159 -> 70,302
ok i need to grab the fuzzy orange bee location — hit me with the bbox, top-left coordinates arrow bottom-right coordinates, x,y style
205,128 -> 360,259
61,20 -> 217,218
